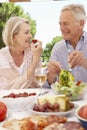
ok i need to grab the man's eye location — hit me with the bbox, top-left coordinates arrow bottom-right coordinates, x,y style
59,22 -> 70,26
64,23 -> 69,26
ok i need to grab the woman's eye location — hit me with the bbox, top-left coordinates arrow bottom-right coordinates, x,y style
25,31 -> 29,34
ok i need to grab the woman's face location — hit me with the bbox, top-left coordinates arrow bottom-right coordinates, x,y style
13,22 -> 32,50
59,10 -> 84,42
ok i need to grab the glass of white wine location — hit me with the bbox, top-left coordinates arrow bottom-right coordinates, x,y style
35,67 -> 48,95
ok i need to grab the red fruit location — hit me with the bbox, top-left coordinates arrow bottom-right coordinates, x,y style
0,102 -> 7,111
78,106 -> 84,118
32,39 -> 38,43
76,81 -> 82,86
82,105 -> 87,119
78,105 -> 87,119
0,102 -> 7,122
0,107 -> 7,122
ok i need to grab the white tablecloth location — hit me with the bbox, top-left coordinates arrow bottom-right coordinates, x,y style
0,88 -> 87,126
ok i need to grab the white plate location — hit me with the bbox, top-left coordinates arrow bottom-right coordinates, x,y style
27,103 -> 77,117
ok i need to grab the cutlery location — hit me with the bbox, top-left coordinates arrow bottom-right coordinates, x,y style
68,49 -> 72,72
38,90 -> 49,96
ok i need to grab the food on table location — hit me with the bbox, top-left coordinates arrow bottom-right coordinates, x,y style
2,115 -> 85,130
45,115 -> 67,124
43,123 -> 65,130
0,102 -> 7,122
2,92 -> 36,98
43,121 -> 85,130
64,121 -> 85,130
3,118 -> 35,130
52,69 -> 86,100
33,95 -> 74,112
78,104 -> 87,120
76,104 -> 87,129
2,115 -> 67,130
59,69 -> 75,87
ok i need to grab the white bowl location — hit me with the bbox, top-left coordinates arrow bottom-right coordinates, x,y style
0,89 -> 37,113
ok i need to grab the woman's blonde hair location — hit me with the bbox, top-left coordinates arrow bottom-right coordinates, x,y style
61,4 -> 87,23
2,16 -> 29,46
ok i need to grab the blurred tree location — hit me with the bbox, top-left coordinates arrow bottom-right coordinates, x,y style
42,36 -> 63,62
0,3 -> 36,48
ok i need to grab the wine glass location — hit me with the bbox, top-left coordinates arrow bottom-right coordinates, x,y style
35,67 -> 48,95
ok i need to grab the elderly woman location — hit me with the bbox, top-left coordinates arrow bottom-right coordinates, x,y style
0,16 -> 42,89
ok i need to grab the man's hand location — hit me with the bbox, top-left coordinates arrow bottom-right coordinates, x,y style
47,60 -> 62,85
68,50 -> 86,68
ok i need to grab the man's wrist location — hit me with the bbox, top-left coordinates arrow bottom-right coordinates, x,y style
47,76 -> 57,86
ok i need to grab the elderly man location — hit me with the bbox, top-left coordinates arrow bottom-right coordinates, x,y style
46,4 -> 87,87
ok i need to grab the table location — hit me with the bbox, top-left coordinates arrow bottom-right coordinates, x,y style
0,88 -> 87,126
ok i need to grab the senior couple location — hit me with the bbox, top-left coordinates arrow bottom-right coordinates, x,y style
0,3 -> 87,89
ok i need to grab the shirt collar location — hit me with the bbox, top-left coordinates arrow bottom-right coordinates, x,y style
65,31 -> 85,46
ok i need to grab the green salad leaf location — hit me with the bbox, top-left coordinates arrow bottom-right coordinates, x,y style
52,69 -> 87,100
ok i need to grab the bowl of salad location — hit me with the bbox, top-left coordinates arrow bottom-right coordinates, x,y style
51,70 -> 87,101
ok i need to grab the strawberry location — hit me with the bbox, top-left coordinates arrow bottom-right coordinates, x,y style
32,39 -> 38,43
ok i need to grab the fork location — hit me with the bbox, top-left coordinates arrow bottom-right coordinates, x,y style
38,90 -> 49,96
68,49 -> 72,72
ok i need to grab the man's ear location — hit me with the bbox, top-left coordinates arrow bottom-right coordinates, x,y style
80,19 -> 85,29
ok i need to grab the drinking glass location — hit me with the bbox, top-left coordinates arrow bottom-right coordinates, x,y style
35,67 -> 48,95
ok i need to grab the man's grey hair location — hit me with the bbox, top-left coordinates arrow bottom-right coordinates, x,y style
61,4 -> 87,23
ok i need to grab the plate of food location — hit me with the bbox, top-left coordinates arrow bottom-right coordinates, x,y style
51,69 -> 87,101
1,114 -> 85,130
27,95 -> 77,116
0,89 -> 38,112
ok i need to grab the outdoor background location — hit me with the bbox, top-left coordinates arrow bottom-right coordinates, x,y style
0,0 -> 87,61
16,0 -> 87,48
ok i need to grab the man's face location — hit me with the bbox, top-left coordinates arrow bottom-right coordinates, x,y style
59,10 -> 83,42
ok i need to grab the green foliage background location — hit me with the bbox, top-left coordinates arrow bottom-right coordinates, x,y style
0,3 -> 62,62
0,3 -> 36,48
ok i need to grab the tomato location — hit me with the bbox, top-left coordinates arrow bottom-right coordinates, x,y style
0,102 -> 7,122
76,81 -> 82,86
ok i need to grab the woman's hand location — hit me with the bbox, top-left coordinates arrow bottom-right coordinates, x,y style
31,40 -> 42,66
